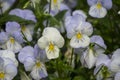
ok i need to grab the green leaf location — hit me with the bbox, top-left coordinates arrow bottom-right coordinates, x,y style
20,70 -> 32,80
55,10 -> 67,21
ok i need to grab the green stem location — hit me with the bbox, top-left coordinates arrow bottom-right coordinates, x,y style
46,0 -> 51,27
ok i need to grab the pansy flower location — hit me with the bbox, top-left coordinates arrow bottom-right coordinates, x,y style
9,8 -> 36,41
87,0 -> 112,18
80,35 -> 107,69
0,22 -> 23,53
0,50 -> 18,80
65,10 -> 92,48
18,45 -> 48,80
38,27 -> 64,59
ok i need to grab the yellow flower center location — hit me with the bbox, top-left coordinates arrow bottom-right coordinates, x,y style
49,42 -> 54,51
0,72 -> 5,79
36,62 -> 41,68
76,33 -> 82,39
96,3 -> 102,9
10,37 -> 15,44
53,0 -> 57,4
21,26 -> 26,32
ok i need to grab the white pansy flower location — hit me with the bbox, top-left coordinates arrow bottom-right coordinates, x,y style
0,50 -> 18,80
38,27 -> 64,59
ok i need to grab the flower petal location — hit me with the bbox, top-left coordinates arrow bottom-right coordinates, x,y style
101,0 -> 112,10
30,63 -> 48,79
38,36 -> 49,49
45,46 -> 59,59
84,48 -> 96,69
72,10 -> 87,20
6,39 -> 22,53
87,0 -> 98,6
6,21 -> 21,35
0,32 -> 9,44
70,35 -> 90,48
24,57 -> 35,71
79,22 -> 93,36
18,46 -> 34,63
90,35 -> 107,49
5,64 -> 17,80
0,50 -> 18,66
115,72 -> 120,80
89,5 -> 107,18
96,54 -> 110,67
109,58 -> 120,72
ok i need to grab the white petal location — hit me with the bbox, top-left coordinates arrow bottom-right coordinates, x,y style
6,39 -> 22,53
5,64 -> 17,80
45,46 -> 59,59
109,58 -> 120,72
90,35 -> 107,49
112,49 -> 120,60
70,35 -> 90,48
30,63 -> 48,80
24,57 -> 35,71
0,50 -> 18,66
22,25 -> 32,41
114,72 -> 120,80
37,36 -> 49,49
53,35 -> 64,48
89,5 -> 107,18
42,27 -> 60,40
84,48 -> 96,69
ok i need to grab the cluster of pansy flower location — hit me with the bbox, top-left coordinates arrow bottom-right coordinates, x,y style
1,0 -> 120,80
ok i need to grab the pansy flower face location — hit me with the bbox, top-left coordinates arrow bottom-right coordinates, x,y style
0,22 -> 23,53
65,11 -> 92,48
87,0 -> 112,18
18,46 -> 48,80
38,27 -> 64,59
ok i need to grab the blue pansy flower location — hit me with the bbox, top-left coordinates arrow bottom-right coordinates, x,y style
87,0 -> 112,18
18,45 -> 48,80
0,22 -> 23,53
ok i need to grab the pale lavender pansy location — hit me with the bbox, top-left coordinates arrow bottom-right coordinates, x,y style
0,22 -> 23,53
80,35 -> 106,69
65,10 -> 92,48
87,0 -> 112,18
18,46 -> 48,80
